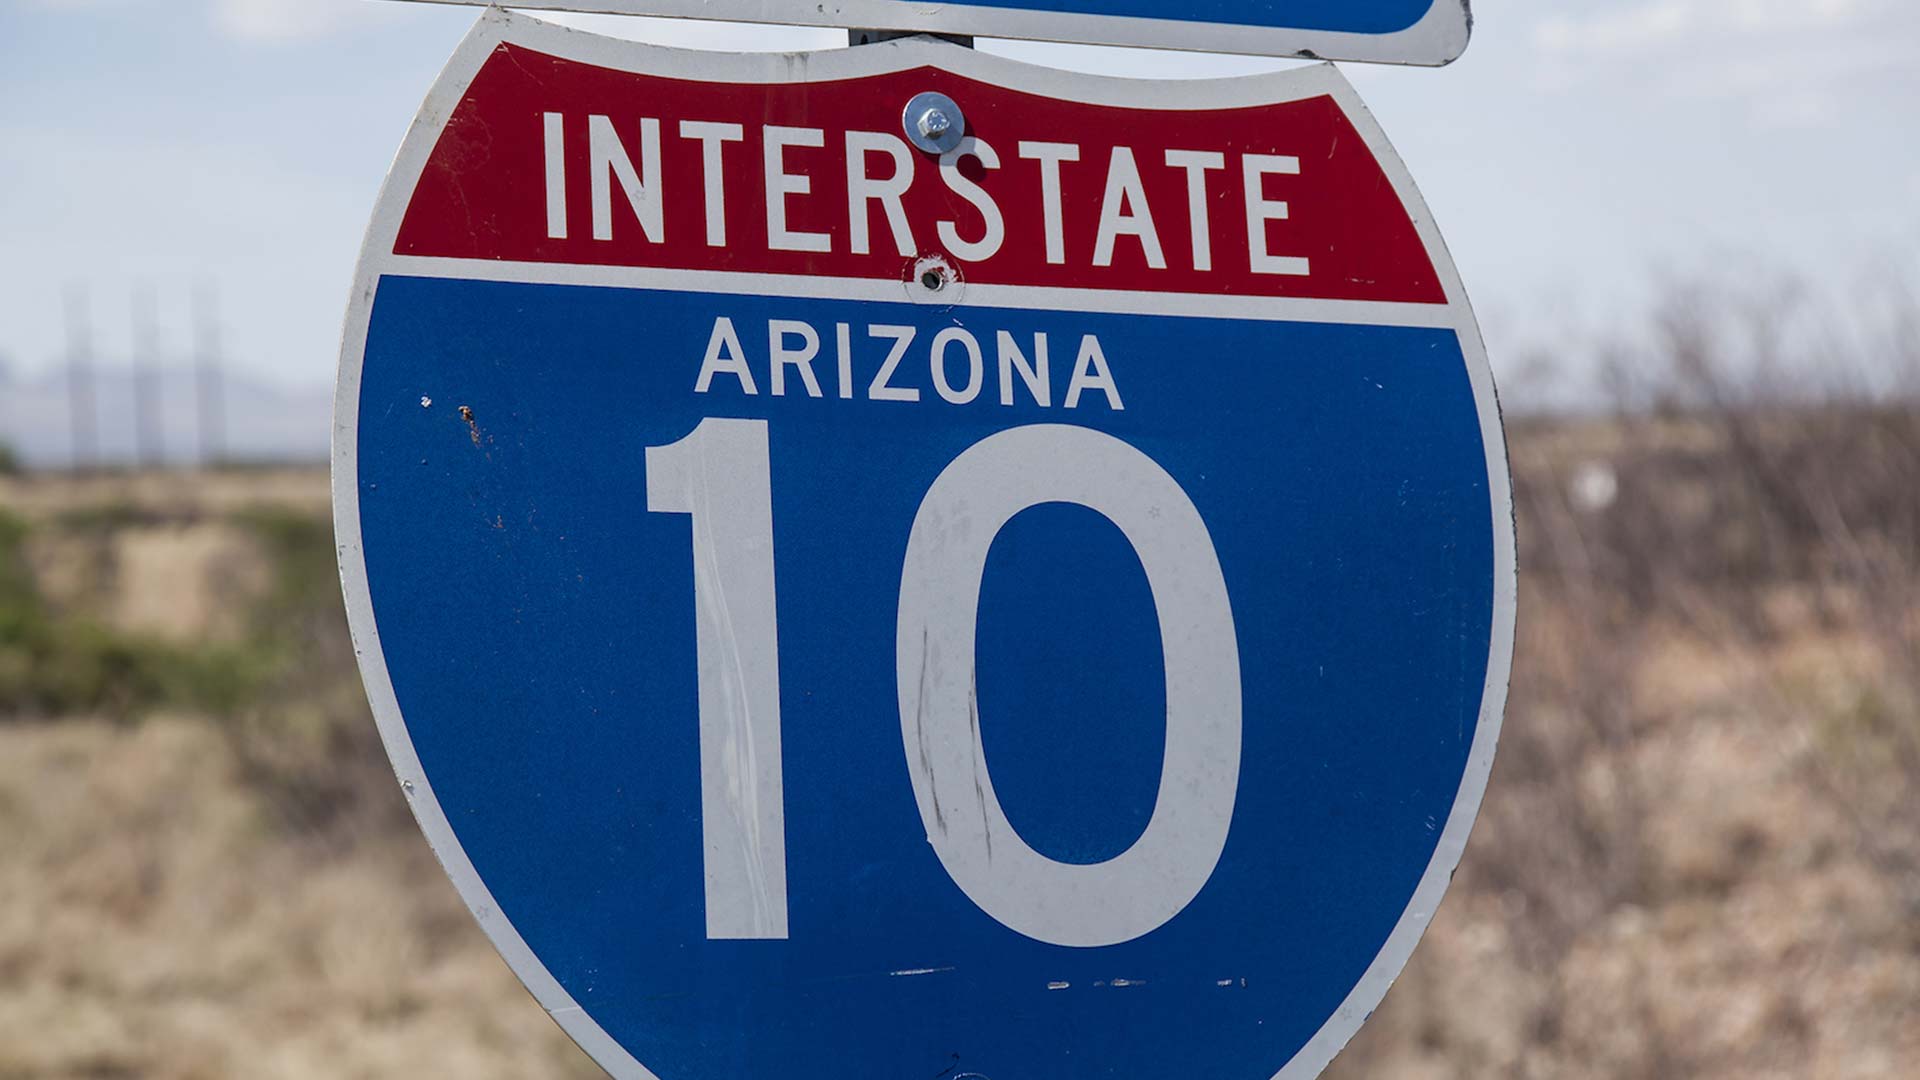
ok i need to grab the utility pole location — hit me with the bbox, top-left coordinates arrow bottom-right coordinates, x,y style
64,283 -> 98,472
131,283 -> 164,468
193,282 -> 226,468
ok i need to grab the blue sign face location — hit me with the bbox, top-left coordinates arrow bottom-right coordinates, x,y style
969,0 -> 1435,35
336,18 -> 1513,1080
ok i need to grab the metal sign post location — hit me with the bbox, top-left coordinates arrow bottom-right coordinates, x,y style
336,8 -> 1510,1079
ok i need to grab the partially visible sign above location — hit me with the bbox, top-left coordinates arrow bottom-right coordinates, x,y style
405,0 -> 1473,65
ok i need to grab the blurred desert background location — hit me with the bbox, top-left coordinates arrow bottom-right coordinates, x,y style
1,279 -> 1917,1079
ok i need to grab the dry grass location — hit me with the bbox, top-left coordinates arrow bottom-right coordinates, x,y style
0,472 -> 601,1078
0,716 -> 600,1079
1327,394 -> 1920,1078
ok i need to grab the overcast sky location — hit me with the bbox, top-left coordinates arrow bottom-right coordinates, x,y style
3,0 -> 1917,398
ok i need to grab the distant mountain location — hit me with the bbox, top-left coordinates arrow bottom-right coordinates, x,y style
0,364 -> 331,468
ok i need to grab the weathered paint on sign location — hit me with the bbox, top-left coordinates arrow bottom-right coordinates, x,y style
395,0 -> 1475,65
334,11 -> 1513,1079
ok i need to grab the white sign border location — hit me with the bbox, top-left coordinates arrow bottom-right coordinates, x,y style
404,0 -> 1472,66
332,11 -> 1515,1078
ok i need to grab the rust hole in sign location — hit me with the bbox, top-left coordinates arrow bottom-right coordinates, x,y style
458,404 -> 482,446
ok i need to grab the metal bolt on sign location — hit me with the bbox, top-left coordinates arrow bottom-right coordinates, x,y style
902,90 -> 965,154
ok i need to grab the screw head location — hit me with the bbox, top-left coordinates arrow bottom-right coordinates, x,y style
917,107 -> 951,139
902,91 -> 965,154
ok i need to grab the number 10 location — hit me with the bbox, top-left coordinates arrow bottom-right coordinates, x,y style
647,419 -> 1241,948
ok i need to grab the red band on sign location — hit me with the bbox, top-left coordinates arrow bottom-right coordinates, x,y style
396,43 -> 1444,304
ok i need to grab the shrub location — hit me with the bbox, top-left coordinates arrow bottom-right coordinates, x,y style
0,508 -> 278,719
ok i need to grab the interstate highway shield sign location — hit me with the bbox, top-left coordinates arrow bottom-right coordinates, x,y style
335,12 -> 1514,1078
